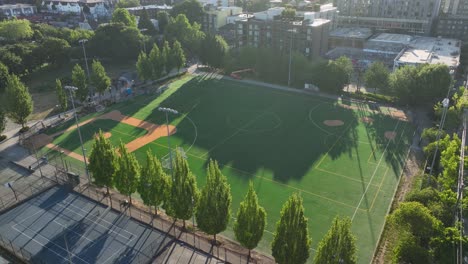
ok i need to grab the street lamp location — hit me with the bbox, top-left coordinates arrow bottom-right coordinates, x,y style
64,85 -> 90,182
428,98 -> 450,177
78,39 -> 91,79
140,28 -> 148,53
287,27 -> 297,87
158,107 -> 178,179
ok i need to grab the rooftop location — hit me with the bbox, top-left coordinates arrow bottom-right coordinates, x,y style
0,4 -> 35,8
369,33 -> 412,44
395,36 -> 461,68
329,27 -> 373,39
125,4 -> 172,11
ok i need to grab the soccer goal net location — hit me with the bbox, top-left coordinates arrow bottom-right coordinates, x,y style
162,147 -> 187,170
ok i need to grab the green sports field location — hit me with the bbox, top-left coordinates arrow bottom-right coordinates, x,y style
42,74 -> 414,263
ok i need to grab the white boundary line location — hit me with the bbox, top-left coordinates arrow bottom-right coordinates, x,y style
351,120 -> 401,221
12,223 -> 91,264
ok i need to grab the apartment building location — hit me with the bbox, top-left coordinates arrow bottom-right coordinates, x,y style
336,0 -> 441,34
0,4 -> 37,18
42,0 -> 109,18
202,6 -> 242,33
235,7 -> 330,58
435,0 -> 468,40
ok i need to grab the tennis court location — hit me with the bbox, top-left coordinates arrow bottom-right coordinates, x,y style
0,186 -> 172,264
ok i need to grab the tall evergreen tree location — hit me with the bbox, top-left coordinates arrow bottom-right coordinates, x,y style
314,216 -> 357,264
196,159 -> 232,242
138,150 -> 171,215
71,64 -> 88,102
163,149 -> 199,228
171,40 -> 186,72
234,181 -> 266,257
4,74 -> 33,128
138,8 -> 156,33
149,44 -> 163,79
271,193 -> 312,264
161,41 -> 172,74
91,60 -> 111,99
136,51 -> 153,81
88,130 -> 117,195
114,141 -> 140,204
55,79 -> 67,112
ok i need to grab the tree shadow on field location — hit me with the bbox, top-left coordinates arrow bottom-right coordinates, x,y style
161,77 -> 362,182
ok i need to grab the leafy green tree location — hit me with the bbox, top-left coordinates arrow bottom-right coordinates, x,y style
157,11 -> 171,33
88,130 -> 117,195
0,62 -> 9,95
416,64 -> 452,103
392,232 -> 431,264
88,23 -> 142,61
138,8 -> 156,33
281,7 -> 296,19
91,60 -> 111,98
161,41 -> 172,73
196,160 -> 232,242
115,0 -> 140,8
271,193 -> 312,264
389,65 -> 418,105
171,40 -> 186,72
0,110 -> 6,137
430,226 -> 468,263
364,61 -> 389,93
136,52 -> 153,81
165,14 -> 205,56
200,34 -> 228,69
439,135 -> 461,190
149,44 -> 163,79
233,181 -> 266,257
55,79 -> 67,112
163,149 -> 199,228
334,56 -> 353,88
421,127 -> 447,143
0,19 -> 33,41
138,150 -> 171,215
313,216 -> 357,264
389,202 -> 443,244
38,37 -> 70,66
114,141 -> 140,204
4,75 -> 33,128
71,64 -> 88,102
314,60 -> 348,94
112,8 -> 137,28
171,0 -> 204,24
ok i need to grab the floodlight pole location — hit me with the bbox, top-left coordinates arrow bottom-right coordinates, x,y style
79,39 -> 90,79
140,28 -> 147,53
287,27 -> 295,87
65,86 -> 90,183
158,107 -> 178,180
428,98 -> 450,177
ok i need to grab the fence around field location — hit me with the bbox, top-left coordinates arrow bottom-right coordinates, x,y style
0,154 -> 268,264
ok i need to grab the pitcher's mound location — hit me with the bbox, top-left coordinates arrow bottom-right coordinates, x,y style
324,120 -> 344,127
385,131 -> 397,140
361,117 -> 374,123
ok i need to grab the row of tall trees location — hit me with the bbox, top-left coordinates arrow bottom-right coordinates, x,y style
88,130 -> 357,263
386,89 -> 467,263
136,41 -> 186,81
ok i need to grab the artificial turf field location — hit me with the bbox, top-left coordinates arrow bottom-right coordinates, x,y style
41,74 -> 414,263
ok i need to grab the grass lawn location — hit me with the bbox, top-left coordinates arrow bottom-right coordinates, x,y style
41,74 -> 414,263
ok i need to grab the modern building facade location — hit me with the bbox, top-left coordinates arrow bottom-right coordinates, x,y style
202,6 -> 242,33
234,8 -> 330,58
435,0 -> 468,40
336,0 -> 441,34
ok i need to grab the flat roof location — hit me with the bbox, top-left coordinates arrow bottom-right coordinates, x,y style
125,4 -> 172,11
395,36 -> 460,68
0,4 -> 35,8
309,18 -> 330,27
369,33 -> 412,44
329,27 -> 373,39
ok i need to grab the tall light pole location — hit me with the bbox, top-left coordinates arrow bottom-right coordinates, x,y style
158,107 -> 178,179
65,86 -> 90,182
79,39 -> 91,79
287,27 -> 297,87
428,98 -> 450,177
140,28 -> 148,53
